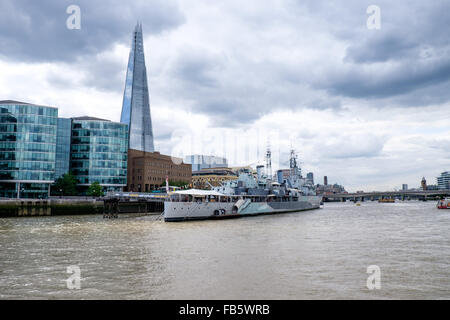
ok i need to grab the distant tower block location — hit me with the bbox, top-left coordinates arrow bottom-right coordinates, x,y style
120,23 -> 155,152
307,172 -> 314,185
421,177 -> 427,190
324,176 -> 328,186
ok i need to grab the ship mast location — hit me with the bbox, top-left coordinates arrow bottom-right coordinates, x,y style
289,149 -> 302,179
265,144 -> 272,181
289,149 -> 296,177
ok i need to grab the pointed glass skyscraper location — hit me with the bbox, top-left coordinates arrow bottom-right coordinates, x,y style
120,23 -> 155,152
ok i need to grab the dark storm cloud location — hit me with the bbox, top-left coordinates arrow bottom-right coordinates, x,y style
80,56 -> 125,92
174,51 -> 221,88
342,1 -> 450,65
320,56 -> 450,99
166,45 -> 343,126
344,34 -> 417,64
388,79 -> 450,108
159,0 -> 450,127
318,0 -> 450,100
1,0 -> 450,129
0,0 -> 184,62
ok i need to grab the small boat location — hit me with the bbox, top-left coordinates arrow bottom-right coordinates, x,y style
378,198 -> 395,203
437,198 -> 450,209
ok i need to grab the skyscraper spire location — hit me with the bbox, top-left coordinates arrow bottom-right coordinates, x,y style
120,22 -> 155,152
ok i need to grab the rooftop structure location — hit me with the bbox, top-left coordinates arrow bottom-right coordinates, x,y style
72,116 -> 110,121
184,155 -> 228,172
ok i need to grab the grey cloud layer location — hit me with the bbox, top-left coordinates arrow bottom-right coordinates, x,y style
0,0 -> 184,62
158,1 -> 450,125
1,0 -> 450,128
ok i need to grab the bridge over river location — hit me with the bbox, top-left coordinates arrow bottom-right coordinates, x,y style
323,190 -> 450,202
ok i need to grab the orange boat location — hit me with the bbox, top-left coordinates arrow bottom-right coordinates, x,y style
437,198 -> 450,209
379,198 -> 395,203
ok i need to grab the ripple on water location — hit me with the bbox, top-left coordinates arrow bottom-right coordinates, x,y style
0,202 -> 449,299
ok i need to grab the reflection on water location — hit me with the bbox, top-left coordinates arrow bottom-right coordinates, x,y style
0,201 -> 449,299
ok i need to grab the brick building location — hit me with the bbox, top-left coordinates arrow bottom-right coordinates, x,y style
126,149 -> 191,192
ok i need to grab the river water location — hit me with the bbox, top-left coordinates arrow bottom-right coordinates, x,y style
0,201 -> 449,299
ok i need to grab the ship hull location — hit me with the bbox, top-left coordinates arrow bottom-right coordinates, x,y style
164,196 -> 322,222
436,199 -> 450,209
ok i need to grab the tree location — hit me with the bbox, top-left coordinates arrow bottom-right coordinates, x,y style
87,181 -> 104,197
52,173 -> 78,196
160,180 -> 189,189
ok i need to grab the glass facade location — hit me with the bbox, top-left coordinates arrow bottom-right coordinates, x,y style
184,155 -> 228,172
120,23 -> 155,152
0,101 -> 57,198
55,118 -> 72,179
70,119 -> 128,192
437,171 -> 450,190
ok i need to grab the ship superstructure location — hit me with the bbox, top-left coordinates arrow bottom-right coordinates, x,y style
285,149 -> 316,196
164,149 -> 321,222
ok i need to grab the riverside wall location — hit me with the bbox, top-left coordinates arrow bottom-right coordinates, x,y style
0,199 -> 104,217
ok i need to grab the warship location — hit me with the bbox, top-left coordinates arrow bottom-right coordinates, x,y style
164,149 -> 322,222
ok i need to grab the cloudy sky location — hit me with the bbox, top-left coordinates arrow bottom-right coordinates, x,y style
0,0 -> 449,191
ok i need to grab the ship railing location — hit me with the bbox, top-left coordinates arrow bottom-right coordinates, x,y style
167,193 -> 278,203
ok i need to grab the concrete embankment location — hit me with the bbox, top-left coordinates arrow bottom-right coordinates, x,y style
0,199 -> 103,217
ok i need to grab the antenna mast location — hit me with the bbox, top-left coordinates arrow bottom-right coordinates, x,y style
266,143 -> 272,181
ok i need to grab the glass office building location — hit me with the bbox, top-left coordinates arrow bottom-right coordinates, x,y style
120,23 -> 155,152
70,117 -> 128,193
0,100 -> 57,198
437,171 -> 450,190
184,155 -> 228,172
55,118 -> 72,179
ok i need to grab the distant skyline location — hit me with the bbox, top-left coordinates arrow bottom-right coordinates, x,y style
0,0 -> 449,191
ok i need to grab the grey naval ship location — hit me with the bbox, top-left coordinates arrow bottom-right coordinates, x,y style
164,150 -> 322,222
